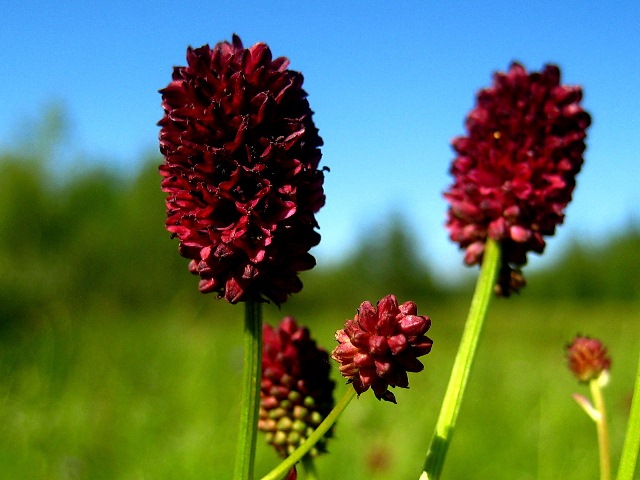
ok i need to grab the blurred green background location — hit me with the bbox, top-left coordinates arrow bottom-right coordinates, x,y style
1,112 -> 639,479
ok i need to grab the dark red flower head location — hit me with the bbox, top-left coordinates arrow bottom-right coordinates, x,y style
259,316 -> 335,457
566,336 -> 611,383
444,62 -> 591,295
331,294 -> 433,403
158,35 -> 326,304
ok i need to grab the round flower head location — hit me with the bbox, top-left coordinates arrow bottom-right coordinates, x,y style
566,335 -> 611,383
331,294 -> 433,403
259,317 -> 335,457
444,62 -> 591,295
159,35 -> 326,304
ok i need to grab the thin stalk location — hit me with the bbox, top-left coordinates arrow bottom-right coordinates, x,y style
590,377 -> 611,480
616,349 -> 640,480
262,388 -> 357,480
233,300 -> 263,480
421,238 -> 501,480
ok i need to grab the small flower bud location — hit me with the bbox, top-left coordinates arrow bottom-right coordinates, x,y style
331,294 -> 433,403
566,335 -> 611,383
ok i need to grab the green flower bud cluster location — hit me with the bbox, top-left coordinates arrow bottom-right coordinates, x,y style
259,390 -> 328,457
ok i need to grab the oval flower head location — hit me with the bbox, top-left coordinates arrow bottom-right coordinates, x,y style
332,294 -> 433,403
444,62 -> 591,295
566,335 -> 611,383
260,317 -> 335,457
159,35 -> 326,304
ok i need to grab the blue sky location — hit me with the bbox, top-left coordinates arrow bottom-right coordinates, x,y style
2,2 -> 639,281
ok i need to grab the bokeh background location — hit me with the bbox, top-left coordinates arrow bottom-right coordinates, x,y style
1,2 -> 639,479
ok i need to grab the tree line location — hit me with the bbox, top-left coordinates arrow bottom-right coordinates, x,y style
0,139 -> 638,328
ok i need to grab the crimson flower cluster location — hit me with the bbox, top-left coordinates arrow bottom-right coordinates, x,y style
444,62 -> 591,295
332,295 -> 433,403
566,336 -> 611,383
259,317 -> 335,458
159,35 -> 325,304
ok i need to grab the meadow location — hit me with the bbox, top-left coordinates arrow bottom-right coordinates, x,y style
2,297 -> 638,480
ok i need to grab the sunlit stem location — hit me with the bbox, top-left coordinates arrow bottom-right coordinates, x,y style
261,388 -> 357,480
233,301 -> 263,480
590,374 -> 611,480
616,348 -> 640,480
420,238 -> 501,480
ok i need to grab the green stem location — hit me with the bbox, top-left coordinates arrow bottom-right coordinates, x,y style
420,238 -> 501,480
261,388 -> 357,480
233,301 -> 263,480
590,377 -> 611,480
616,349 -> 640,480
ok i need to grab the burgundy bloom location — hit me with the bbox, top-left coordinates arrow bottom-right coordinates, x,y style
259,316 -> 335,457
444,62 -> 591,295
566,336 -> 611,383
159,35 -> 325,304
331,294 -> 433,403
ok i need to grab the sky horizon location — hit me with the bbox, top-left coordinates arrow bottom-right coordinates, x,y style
2,1 -> 639,282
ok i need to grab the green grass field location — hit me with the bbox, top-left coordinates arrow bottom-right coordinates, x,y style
1,298 -> 638,479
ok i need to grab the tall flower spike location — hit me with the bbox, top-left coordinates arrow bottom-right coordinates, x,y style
259,317 -> 335,458
444,62 -> 591,295
566,336 -> 612,383
159,35 -> 326,304
331,294 -> 433,403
